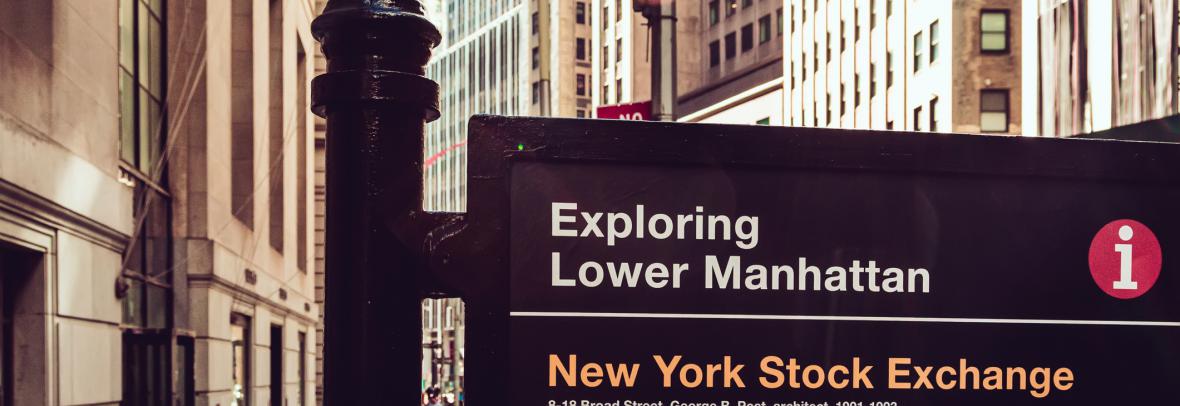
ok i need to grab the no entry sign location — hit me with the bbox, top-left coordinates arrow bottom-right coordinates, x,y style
447,116 -> 1180,405
596,101 -> 652,121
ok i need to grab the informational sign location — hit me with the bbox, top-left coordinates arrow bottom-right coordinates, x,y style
456,116 -> 1180,405
596,101 -> 652,121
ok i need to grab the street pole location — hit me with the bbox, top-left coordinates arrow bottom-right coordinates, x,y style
642,0 -> 677,121
310,0 -> 441,403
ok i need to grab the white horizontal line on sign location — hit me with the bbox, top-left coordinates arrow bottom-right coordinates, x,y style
509,311 -> 1180,327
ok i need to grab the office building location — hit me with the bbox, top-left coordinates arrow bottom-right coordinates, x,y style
423,0 -> 599,210
0,0 -> 320,405
1024,0 -> 1178,137
680,0 -> 786,125
170,0 -> 321,404
781,0 -> 1022,133
591,0 -> 703,112
425,0 -> 520,213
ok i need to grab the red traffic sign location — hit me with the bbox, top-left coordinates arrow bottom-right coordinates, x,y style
595,100 -> 652,121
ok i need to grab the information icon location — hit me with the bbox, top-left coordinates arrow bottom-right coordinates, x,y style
1088,219 -> 1162,299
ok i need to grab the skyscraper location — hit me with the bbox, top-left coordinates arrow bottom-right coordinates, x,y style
423,0 -> 599,212
1024,0 -> 1179,137
781,0 -> 1022,134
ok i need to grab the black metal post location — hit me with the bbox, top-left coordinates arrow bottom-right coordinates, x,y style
642,1 -> 677,121
311,0 -> 441,404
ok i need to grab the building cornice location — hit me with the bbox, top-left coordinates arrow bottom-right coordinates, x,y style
0,178 -> 129,252
188,272 -> 320,325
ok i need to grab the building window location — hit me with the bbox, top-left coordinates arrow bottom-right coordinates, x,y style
576,38 -> 586,60
790,62 -> 796,89
603,5 -> 609,29
532,81 -> 540,104
709,40 -> 721,66
756,117 -> 771,125
298,332 -> 307,406
826,32 -> 832,62
577,109 -> 587,118
813,41 -> 819,71
980,10 -> 1009,53
854,73 -> 861,106
929,96 -> 938,131
602,84 -> 609,104
119,0 -> 166,177
980,89 -> 1009,132
743,0 -> 753,8
616,38 -> 623,62
576,2 -> 586,24
870,63 -> 877,97
929,20 -> 939,63
616,78 -> 623,102
119,0 -> 171,343
616,0 -> 623,21
725,32 -> 737,60
778,8 -> 784,35
840,82 -> 847,116
912,31 -> 924,72
295,44 -> 308,272
802,53 -> 808,81
840,20 -> 846,51
825,93 -> 832,125
266,0 -> 284,251
270,325 -> 283,406
176,337 -> 196,405
727,0 -> 738,16
231,314 -> 252,406
531,46 -> 539,69
121,183 -> 173,329
913,105 -> 923,131
741,24 -> 754,52
602,44 -> 609,64
855,7 -> 861,41
871,0 -> 877,29
709,0 -> 720,25
886,51 -> 894,87
803,0 -> 808,23
887,120 -> 894,129
230,0 -> 255,228
759,15 -> 772,44
532,11 -> 538,34
886,0 -> 893,17
576,74 -> 587,96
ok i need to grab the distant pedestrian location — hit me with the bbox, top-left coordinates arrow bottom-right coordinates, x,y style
423,386 -> 449,406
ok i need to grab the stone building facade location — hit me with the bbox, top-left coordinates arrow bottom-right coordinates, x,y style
169,0 -> 319,404
680,0 -> 785,123
0,1 -> 129,403
0,0 -> 319,404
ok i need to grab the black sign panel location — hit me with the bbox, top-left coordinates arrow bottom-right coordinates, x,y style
455,116 -> 1180,406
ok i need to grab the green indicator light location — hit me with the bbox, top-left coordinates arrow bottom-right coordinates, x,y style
517,143 -> 525,151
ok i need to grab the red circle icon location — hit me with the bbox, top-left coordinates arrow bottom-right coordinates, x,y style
1088,219 -> 1162,299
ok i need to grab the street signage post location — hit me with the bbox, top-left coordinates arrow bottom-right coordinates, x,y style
436,116 -> 1180,405
311,1 -> 456,403
310,3 -> 1180,403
